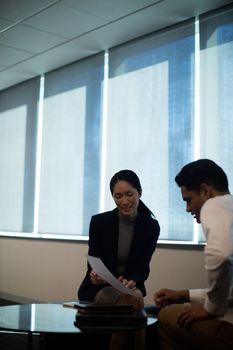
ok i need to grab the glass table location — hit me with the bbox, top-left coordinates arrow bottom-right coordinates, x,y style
0,303 -> 157,350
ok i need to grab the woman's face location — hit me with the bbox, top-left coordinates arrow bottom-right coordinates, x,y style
112,180 -> 140,218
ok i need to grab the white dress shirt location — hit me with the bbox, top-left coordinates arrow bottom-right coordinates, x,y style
189,194 -> 233,325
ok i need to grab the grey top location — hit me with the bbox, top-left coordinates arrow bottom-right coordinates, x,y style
117,214 -> 137,275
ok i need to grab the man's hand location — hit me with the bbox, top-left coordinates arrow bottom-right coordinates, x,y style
177,303 -> 213,328
153,288 -> 189,308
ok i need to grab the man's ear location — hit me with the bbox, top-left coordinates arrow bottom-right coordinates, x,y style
200,183 -> 212,199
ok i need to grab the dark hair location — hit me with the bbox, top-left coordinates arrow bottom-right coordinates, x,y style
110,169 -> 155,218
175,159 -> 229,192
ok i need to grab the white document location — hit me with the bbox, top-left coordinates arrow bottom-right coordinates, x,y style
87,255 -> 135,296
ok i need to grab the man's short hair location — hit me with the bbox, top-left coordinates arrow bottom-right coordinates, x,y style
175,159 -> 229,192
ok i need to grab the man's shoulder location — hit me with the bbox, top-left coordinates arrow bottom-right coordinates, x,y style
204,194 -> 233,209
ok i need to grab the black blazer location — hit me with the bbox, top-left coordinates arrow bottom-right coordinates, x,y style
78,208 -> 160,302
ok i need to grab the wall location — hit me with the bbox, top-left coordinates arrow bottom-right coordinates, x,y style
0,238 -> 205,304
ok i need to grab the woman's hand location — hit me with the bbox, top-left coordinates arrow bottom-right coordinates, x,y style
90,270 -> 105,285
118,276 -> 137,290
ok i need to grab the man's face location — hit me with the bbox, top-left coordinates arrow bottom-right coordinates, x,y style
181,185 -> 206,223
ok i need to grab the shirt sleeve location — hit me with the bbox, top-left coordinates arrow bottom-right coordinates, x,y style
200,198 -> 233,316
189,289 -> 206,304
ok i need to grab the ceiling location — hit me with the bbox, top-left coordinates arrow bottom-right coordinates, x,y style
0,0 -> 232,91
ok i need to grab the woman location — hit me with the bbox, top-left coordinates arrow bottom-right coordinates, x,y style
78,169 -> 160,349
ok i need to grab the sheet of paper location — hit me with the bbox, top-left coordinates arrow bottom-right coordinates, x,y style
87,255 -> 135,296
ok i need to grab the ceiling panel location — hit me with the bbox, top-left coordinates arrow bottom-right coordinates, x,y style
0,24 -> 67,53
0,18 -> 14,31
6,38 -> 102,77
24,3 -> 108,39
0,44 -> 33,68
63,0 -> 163,20
0,0 -> 232,91
0,0 -> 57,21
0,67 -> 36,88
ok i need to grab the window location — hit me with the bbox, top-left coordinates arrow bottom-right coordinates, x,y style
39,54 -> 104,237
199,5 -> 233,189
104,20 -> 195,241
0,78 -> 39,233
0,4 -> 232,243
197,5 -> 233,243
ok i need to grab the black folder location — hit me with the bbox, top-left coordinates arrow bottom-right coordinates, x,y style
76,302 -> 134,314
74,311 -> 147,328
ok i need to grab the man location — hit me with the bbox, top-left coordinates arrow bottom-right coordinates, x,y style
154,159 -> 233,350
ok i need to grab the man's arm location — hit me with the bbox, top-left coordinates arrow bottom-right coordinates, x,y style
153,288 -> 189,308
